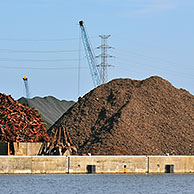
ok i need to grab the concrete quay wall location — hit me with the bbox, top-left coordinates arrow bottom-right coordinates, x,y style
0,155 -> 194,174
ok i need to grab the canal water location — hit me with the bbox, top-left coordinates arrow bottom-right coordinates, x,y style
0,174 -> 193,194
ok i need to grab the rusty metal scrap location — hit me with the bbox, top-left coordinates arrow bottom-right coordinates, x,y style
42,126 -> 77,155
0,93 -> 49,143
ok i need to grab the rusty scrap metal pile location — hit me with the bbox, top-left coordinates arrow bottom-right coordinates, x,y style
0,93 -> 49,142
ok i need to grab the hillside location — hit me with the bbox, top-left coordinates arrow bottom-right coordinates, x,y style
18,96 -> 74,127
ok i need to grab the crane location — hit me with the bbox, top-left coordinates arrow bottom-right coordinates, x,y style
23,76 -> 30,98
79,20 -> 101,88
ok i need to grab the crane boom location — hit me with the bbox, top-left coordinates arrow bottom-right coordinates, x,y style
79,20 -> 101,87
23,76 -> 30,98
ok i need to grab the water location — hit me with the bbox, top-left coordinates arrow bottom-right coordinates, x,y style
0,174 -> 193,194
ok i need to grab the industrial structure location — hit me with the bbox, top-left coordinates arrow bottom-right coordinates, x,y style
79,20 -> 113,87
79,20 -> 101,88
97,35 -> 113,84
22,76 -> 30,99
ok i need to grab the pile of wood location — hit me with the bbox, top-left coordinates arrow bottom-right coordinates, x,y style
0,93 -> 49,142
48,76 -> 194,155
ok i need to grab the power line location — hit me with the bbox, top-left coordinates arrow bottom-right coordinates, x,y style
0,58 -> 81,62
0,36 -> 98,42
113,60 -> 194,80
0,66 -> 88,70
115,48 -> 182,67
0,48 -> 83,53
0,38 -> 79,42
78,28 -> 81,97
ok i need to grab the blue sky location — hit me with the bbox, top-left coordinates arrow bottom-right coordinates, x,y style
0,0 -> 193,101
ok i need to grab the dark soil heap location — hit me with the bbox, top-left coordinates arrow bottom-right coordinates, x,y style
48,76 -> 194,155
0,93 -> 49,142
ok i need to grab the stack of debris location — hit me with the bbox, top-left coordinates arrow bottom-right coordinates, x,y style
43,126 -> 77,155
0,93 -> 49,142
47,76 -> 194,155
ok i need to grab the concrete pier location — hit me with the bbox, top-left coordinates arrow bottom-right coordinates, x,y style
0,155 -> 194,174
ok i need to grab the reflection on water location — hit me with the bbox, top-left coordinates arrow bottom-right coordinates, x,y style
0,174 -> 194,194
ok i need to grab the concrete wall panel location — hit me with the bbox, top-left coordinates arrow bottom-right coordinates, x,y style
149,156 -> 194,173
31,156 -> 67,174
69,156 -> 147,174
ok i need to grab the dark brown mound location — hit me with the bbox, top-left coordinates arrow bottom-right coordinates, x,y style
0,93 -> 49,142
48,76 -> 194,155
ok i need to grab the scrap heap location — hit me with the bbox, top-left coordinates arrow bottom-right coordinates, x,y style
43,126 -> 77,155
0,93 -> 49,142
47,76 -> 194,155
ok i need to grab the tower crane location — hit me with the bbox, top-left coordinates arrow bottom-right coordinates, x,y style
79,20 -> 101,88
23,76 -> 30,98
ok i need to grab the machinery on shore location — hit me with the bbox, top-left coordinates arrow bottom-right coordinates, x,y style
23,76 -> 30,99
79,20 -> 101,88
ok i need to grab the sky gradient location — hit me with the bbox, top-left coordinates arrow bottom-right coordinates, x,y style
0,0 -> 193,101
